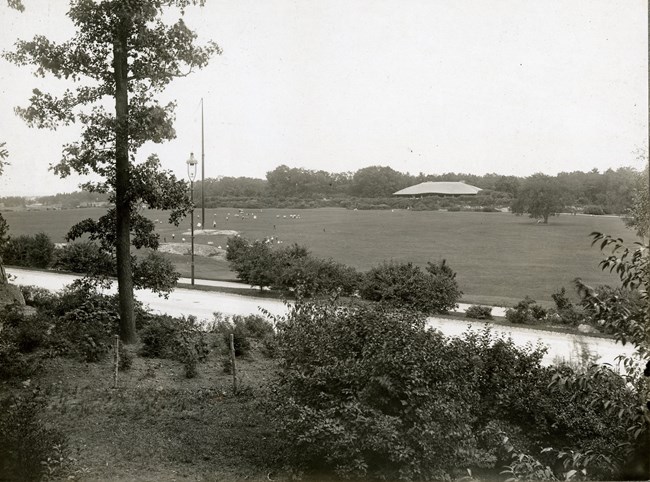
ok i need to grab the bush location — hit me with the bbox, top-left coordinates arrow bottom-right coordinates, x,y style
19,285 -> 56,310
273,300 -> 629,479
505,296 -> 547,324
465,305 -> 493,320
360,260 -> 461,314
0,393 -> 67,481
2,232 -> 55,268
53,241 -> 115,276
0,340 -> 37,380
582,205 -> 607,215
0,307 -> 49,379
139,314 -> 209,377
272,255 -> 360,299
273,302 -> 478,480
210,313 -> 275,357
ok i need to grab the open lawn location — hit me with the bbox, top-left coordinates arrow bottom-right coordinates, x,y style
2,207 -> 636,305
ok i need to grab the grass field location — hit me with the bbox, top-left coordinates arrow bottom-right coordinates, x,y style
2,207 -> 636,306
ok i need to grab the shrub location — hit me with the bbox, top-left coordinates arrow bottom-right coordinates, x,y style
0,340 -> 37,380
505,296 -> 547,324
551,287 -> 572,311
272,255 -> 360,299
273,302 -> 478,480
360,260 -> 461,314
273,300 -> 629,479
2,233 -> 55,268
465,305 -> 493,320
53,241 -> 115,276
139,314 -> 209,377
210,313 -> 275,357
225,236 -> 275,289
582,205 -> 607,215
19,285 -> 56,310
0,393 -> 67,481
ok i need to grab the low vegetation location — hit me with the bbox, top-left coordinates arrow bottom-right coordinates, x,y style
0,229 -> 647,480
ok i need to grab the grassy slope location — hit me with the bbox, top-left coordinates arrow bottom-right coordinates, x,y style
2,207 -> 635,305
22,342 -> 280,481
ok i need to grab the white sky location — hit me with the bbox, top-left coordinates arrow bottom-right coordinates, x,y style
0,0 -> 647,196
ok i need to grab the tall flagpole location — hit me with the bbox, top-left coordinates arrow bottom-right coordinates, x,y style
201,98 -> 205,229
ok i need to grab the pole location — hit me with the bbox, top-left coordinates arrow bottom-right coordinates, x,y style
201,98 -> 205,229
190,179 -> 195,285
230,333 -> 237,394
113,335 -> 119,389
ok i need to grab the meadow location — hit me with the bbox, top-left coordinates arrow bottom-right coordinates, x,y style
2,207 -> 636,306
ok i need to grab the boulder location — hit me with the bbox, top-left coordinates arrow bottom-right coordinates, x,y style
0,282 -> 25,309
577,323 -> 599,334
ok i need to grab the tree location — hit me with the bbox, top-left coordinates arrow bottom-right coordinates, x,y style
511,173 -> 566,223
5,0 -> 219,343
350,165 -> 408,197
624,162 -> 649,240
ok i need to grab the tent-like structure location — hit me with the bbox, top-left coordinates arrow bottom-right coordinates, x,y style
393,181 -> 481,196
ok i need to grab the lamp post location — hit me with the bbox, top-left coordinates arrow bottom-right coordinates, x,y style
187,152 -> 198,285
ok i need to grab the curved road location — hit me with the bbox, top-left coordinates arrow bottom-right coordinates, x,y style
7,268 -> 636,368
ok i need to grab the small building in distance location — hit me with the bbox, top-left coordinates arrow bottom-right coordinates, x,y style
393,181 -> 481,197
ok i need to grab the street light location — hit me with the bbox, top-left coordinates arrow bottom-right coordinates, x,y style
187,152 -> 198,285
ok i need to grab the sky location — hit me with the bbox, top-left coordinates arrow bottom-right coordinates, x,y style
0,0 -> 647,196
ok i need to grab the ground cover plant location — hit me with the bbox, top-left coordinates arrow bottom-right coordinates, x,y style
1,207 -> 634,305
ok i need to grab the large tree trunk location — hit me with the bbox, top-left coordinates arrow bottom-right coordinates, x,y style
113,18 -> 136,343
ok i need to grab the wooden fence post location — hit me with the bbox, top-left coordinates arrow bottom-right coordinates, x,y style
113,335 -> 119,389
230,333 -> 237,394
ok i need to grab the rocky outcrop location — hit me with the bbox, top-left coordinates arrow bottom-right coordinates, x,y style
0,261 -> 26,309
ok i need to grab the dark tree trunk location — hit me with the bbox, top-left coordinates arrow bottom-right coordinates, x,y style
113,18 -> 136,343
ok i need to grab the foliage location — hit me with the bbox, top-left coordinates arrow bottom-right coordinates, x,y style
551,287 -> 571,311
465,305 -> 493,319
0,306 -> 51,353
350,165 -> 409,197
540,233 -> 650,480
5,0 -> 220,342
227,236 -> 361,297
272,301 -> 479,480
139,314 -> 209,378
2,232 -> 55,268
53,240 -> 115,276
0,338 -> 38,380
0,212 -> 9,255
623,161 -> 649,238
271,251 -> 360,299
582,205 -> 607,216
511,173 -> 567,223
225,236 -> 275,290
132,250 -> 180,297
0,393 -> 67,481
210,313 -> 275,357
505,297 -> 547,324
360,260 -> 461,314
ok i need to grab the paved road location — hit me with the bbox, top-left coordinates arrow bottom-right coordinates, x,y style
7,267 -> 635,367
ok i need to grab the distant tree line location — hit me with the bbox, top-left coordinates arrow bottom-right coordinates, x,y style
2,163 -> 642,216
196,164 -> 641,215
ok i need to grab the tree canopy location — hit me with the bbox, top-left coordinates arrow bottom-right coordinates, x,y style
511,173 -> 567,223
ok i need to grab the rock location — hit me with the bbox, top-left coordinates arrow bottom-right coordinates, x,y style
0,282 -> 26,309
577,323 -> 599,334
